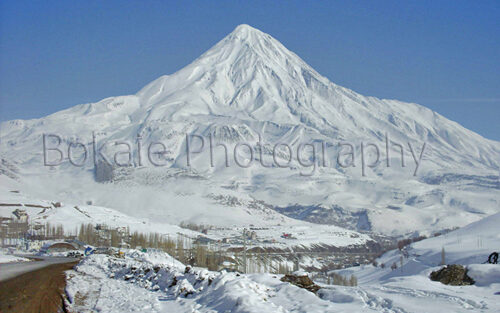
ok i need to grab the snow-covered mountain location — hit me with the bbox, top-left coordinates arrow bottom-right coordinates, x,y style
1,24 -> 499,236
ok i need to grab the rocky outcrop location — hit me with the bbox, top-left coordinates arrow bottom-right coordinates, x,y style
280,274 -> 321,293
429,264 -> 475,286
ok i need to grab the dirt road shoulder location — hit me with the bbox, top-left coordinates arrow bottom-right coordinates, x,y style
0,261 -> 78,313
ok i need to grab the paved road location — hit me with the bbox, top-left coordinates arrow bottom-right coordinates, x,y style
0,255 -> 78,282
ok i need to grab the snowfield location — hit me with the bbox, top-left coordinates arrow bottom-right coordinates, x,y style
0,174 -> 376,253
329,212 -> 500,312
65,214 -> 500,312
65,213 -> 500,312
337,212 -> 500,284
66,251 -> 341,313
66,221 -> 500,313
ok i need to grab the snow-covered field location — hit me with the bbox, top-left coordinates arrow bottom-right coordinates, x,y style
66,214 -> 500,313
328,212 -> 500,312
0,173 -> 375,254
336,212 -> 500,283
66,250 -> 344,313
65,214 -> 500,312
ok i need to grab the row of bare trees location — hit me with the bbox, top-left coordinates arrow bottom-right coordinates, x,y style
1,220 -> 341,276
0,220 -> 68,247
75,223 -> 297,273
310,272 -> 358,286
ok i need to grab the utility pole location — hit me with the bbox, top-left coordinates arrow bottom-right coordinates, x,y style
243,229 -> 247,274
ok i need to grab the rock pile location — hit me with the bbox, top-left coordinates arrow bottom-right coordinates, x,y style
280,274 -> 321,293
430,264 -> 475,286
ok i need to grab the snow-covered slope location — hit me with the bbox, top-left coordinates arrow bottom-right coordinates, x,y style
322,213 -> 500,312
66,227 -> 500,313
1,24 -> 499,236
0,173 -> 374,250
340,212 -> 500,284
66,251 -> 344,313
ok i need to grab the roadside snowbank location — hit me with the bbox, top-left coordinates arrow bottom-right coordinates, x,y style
65,213 -> 500,313
66,244 -> 500,313
0,250 -> 30,264
66,250 -> 340,313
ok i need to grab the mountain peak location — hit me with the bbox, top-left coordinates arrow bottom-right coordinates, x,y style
224,24 -> 271,47
137,23 -> 334,119
230,24 -> 263,37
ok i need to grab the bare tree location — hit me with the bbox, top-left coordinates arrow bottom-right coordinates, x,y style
349,275 -> 358,286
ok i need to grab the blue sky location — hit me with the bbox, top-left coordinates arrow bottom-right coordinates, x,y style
1,1 -> 499,140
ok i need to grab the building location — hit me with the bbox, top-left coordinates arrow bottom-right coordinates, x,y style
12,209 -> 28,222
249,231 -> 257,240
26,240 -> 43,251
195,235 -> 215,245
0,216 -> 29,247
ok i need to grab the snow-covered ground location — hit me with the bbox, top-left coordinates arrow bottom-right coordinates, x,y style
327,212 -> 500,312
66,214 -> 500,312
0,249 -> 30,264
0,180 -> 201,240
336,212 -> 500,284
0,174 -> 375,252
66,251 -> 343,313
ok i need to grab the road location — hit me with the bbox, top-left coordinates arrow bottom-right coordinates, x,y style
0,257 -> 79,313
0,255 -> 78,282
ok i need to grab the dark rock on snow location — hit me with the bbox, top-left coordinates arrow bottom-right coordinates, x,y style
430,264 -> 475,286
281,274 -> 321,293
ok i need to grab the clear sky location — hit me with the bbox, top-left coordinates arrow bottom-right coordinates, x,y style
1,1 -> 499,140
